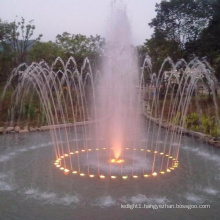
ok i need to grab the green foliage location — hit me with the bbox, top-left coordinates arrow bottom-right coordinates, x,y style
149,0 -> 212,47
24,103 -> 35,119
185,113 -> 220,136
28,41 -> 63,64
141,0 -> 220,78
0,17 -> 42,82
171,111 -> 181,124
185,113 -> 200,131
56,33 -> 105,69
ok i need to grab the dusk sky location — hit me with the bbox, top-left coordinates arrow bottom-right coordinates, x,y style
0,0 -> 161,45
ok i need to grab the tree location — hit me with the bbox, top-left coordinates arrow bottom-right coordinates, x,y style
28,41 -> 63,64
0,17 -> 42,82
56,32 -> 105,69
0,19 -> 15,82
143,0 -> 220,76
8,17 -> 43,65
149,0 -> 213,49
185,0 -> 220,79
141,32 -> 184,73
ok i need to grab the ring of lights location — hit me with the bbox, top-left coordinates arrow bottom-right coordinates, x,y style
54,147 -> 179,180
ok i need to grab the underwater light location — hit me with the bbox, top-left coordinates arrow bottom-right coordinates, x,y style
110,158 -> 124,164
54,147 -> 178,180
152,172 -> 157,176
122,176 -> 128,179
143,174 -> 149,177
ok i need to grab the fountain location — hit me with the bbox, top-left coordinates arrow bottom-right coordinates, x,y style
0,1 -> 220,219
0,3 -> 180,180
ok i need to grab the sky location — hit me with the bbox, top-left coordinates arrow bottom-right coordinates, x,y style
0,0 -> 161,45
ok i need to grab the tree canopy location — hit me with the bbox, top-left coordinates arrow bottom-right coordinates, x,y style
142,0 -> 220,78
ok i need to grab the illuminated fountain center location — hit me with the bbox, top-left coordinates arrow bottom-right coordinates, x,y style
54,147 -> 179,179
110,158 -> 124,164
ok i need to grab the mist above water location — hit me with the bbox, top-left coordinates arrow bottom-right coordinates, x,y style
96,1 -> 141,159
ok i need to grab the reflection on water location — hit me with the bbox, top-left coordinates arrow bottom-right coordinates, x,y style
0,128 -> 219,220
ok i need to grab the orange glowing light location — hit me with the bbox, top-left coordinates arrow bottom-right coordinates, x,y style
54,147 -> 179,180
112,143 -> 122,159
110,158 -> 124,164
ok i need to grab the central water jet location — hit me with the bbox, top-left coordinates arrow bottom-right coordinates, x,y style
96,1 -> 141,162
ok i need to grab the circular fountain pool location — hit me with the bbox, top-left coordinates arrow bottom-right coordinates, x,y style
0,126 -> 219,220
